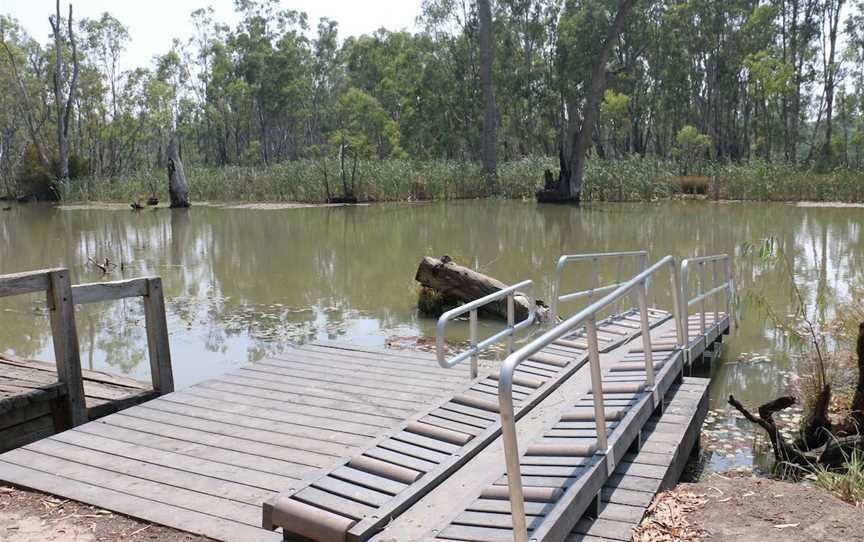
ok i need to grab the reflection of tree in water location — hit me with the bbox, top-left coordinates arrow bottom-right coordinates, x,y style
84,301 -> 148,374
1,201 -> 864,392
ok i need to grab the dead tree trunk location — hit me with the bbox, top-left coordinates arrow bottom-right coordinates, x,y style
478,0 -> 497,189
167,134 -> 190,208
731,322 -> 864,471
49,0 -> 78,183
415,256 -> 548,322
850,322 -> 864,429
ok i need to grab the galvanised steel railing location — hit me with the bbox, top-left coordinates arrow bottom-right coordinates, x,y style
550,251 -> 650,323
498,256 -> 684,542
436,280 -> 537,379
681,254 -> 734,354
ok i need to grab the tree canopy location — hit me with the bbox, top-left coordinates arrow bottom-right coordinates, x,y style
0,0 -> 863,197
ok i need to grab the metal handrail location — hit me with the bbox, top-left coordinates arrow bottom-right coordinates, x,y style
681,254 -> 734,352
550,251 -> 649,322
436,280 -> 536,379
498,256 -> 684,542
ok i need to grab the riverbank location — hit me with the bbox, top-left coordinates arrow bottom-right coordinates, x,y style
47,157 -> 864,205
635,472 -> 861,541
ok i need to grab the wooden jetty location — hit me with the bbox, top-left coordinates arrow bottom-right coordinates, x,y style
0,269 -> 174,452
0,252 -> 732,542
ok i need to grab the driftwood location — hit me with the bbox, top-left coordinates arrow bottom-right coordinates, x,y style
415,256 -> 548,322
730,320 -> 864,472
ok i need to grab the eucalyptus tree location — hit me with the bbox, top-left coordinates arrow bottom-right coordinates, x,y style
49,0 -> 79,183
538,0 -> 639,203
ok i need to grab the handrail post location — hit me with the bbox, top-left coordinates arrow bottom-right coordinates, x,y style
469,309 -> 478,379
46,269 -> 87,427
698,263 -> 707,335
711,259 -> 719,324
143,277 -> 175,394
586,317 -> 608,453
637,280 -> 654,389
499,358 -> 528,542
668,257 -> 685,349
680,259 -> 690,352
725,257 -> 733,326
551,257 -> 564,324
507,294 -> 515,354
614,255 -> 624,316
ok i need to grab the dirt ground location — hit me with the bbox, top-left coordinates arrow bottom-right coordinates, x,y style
4,474 -> 863,541
0,485 -> 212,542
635,472 -> 863,541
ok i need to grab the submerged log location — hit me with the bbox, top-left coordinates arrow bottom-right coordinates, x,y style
415,256 -> 548,322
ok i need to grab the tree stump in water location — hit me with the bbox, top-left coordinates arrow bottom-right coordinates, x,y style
167,134 -> 191,209
415,256 -> 548,322
729,321 -> 864,471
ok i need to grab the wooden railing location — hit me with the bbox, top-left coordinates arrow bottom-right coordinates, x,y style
0,268 -> 174,429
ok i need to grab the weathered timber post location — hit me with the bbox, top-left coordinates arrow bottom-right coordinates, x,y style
46,269 -> 87,426
143,277 -> 174,394
167,134 -> 191,208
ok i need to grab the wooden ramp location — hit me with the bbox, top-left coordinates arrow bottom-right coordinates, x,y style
367,315 -> 725,542
264,310 -> 669,542
570,377 -> 708,541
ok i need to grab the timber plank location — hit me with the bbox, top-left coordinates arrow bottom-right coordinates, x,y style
0,460 -> 280,542
293,486 -> 375,520
238,366 -> 445,402
203,378 -> 408,420
312,476 -> 391,507
52,429 -> 296,491
214,374 -> 415,417
158,391 -> 383,437
75,422 -> 309,479
100,414 -> 336,467
118,406 -> 355,457
142,399 -> 370,446
226,371 -> 426,410
0,448 -> 261,526
191,382 -> 396,427
26,438 -> 275,506
268,350 -> 465,384
364,448 -> 438,474
253,358 -> 461,391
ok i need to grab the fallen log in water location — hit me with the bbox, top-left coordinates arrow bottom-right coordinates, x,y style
414,255 -> 549,322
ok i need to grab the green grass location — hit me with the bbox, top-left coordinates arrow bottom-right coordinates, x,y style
56,156 -> 864,204
808,449 -> 864,506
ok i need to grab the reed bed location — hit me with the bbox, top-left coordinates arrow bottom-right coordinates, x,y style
60,157 -> 864,204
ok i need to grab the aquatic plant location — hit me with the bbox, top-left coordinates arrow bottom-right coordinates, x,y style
57,157 -> 864,204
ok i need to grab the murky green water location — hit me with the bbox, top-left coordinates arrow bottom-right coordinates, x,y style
0,200 -> 857,470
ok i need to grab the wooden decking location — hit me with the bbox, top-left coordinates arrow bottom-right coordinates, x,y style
0,353 -> 154,452
0,314 -> 727,542
0,343 -> 472,542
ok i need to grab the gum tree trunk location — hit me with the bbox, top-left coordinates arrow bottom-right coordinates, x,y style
478,0 -> 497,188
537,0 -> 637,204
167,134 -> 190,208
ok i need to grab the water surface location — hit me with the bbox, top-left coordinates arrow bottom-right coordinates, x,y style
1,200 -> 857,470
